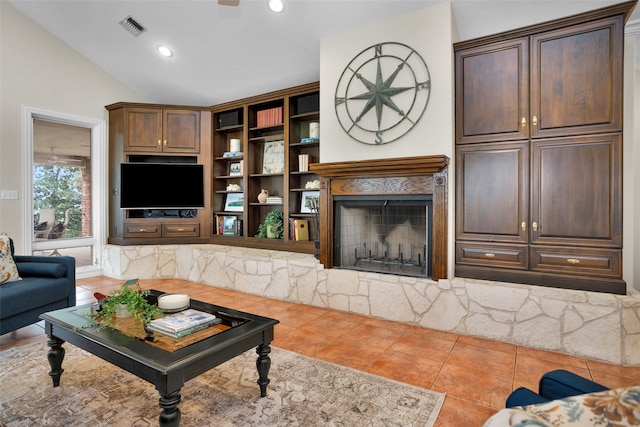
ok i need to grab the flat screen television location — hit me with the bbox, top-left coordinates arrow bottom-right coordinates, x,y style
120,163 -> 205,209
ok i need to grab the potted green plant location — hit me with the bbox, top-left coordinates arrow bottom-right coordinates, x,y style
92,283 -> 163,328
256,210 -> 284,239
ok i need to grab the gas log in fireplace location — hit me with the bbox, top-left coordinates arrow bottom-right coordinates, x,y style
311,156 -> 449,280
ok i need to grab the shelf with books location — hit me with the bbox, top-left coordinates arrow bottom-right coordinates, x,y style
288,89 -> 319,244
214,213 -> 244,237
207,82 -> 319,253
212,107 -> 246,236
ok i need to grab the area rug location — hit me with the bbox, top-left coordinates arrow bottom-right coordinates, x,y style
0,341 -> 445,426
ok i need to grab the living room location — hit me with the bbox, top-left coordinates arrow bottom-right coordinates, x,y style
1,0 -> 640,425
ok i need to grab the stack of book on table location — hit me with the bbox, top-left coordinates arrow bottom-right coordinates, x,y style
146,309 -> 221,338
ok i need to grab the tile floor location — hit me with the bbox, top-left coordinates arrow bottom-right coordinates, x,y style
2,276 -> 640,426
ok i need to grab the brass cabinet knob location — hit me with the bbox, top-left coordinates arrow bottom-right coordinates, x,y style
139,228 -> 146,232
521,117 -> 527,128
485,253 -> 495,258
532,222 -> 538,231
163,140 -> 167,146
157,140 -> 161,146
567,258 -> 580,264
532,115 -> 538,126
521,221 -> 526,231
177,228 -> 185,232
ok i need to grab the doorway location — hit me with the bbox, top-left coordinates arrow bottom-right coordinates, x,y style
23,107 -> 106,277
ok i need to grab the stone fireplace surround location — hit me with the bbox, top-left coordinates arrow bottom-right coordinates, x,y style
103,243 -> 640,366
102,155 -> 640,366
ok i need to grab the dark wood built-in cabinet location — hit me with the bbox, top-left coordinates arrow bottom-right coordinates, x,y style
107,103 -> 212,245
107,83 -> 320,254
210,82 -> 319,253
454,1 -> 634,294
123,107 -> 201,153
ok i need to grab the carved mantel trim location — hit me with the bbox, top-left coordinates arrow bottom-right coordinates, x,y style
311,155 -> 449,281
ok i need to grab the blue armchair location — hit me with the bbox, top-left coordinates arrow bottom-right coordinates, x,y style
0,238 -> 76,335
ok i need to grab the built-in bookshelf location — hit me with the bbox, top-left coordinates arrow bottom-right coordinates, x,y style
211,82 -> 320,254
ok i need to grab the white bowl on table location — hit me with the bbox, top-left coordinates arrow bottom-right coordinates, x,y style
157,293 -> 190,313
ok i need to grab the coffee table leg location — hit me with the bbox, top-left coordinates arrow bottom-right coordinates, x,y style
46,336 -> 66,387
159,390 -> 181,427
256,343 -> 272,397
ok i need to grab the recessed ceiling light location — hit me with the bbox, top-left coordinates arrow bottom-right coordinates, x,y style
268,0 -> 284,13
157,45 -> 173,57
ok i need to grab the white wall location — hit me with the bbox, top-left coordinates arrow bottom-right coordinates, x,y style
319,2 -> 456,277
320,2 -> 455,163
0,2 -> 147,254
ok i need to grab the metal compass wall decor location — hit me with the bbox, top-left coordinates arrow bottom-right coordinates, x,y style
334,42 -> 431,145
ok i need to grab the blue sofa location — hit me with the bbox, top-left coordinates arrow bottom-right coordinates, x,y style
505,369 -> 608,408
0,238 -> 75,335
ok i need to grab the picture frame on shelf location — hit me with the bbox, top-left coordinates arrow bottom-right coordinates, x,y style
229,161 -> 243,176
300,191 -> 320,213
224,193 -> 244,212
262,140 -> 285,174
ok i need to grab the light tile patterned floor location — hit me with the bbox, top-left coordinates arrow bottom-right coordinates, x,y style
3,276 -> 640,426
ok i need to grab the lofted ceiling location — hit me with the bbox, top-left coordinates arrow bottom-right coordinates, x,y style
9,0 -> 639,158
9,0 -> 639,108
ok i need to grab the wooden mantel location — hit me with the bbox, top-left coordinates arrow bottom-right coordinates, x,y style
311,155 -> 449,178
311,155 -> 449,281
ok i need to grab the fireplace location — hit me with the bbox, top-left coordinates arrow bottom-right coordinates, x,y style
334,196 -> 432,278
311,155 -> 449,281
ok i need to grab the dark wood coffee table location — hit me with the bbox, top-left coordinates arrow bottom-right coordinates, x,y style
40,290 -> 279,427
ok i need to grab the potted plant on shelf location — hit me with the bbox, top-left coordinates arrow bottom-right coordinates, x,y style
92,281 -> 163,328
256,210 -> 284,239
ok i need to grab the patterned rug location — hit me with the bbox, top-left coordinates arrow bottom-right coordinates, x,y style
0,341 -> 445,426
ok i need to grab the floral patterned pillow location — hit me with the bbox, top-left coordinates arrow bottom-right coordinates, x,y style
0,234 -> 21,284
484,386 -> 640,427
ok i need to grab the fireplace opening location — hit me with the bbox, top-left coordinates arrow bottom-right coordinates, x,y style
334,195 -> 433,278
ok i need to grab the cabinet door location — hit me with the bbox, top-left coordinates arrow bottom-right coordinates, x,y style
162,110 -> 201,153
124,108 -> 163,152
455,38 -> 528,144
530,16 -> 623,138
530,134 -> 622,248
456,141 -> 528,243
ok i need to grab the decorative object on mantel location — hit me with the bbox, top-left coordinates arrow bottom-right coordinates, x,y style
257,188 -> 269,204
256,209 -> 284,239
0,341 -> 445,426
335,42 -> 431,145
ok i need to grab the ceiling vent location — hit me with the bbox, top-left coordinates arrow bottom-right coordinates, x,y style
118,15 -> 146,37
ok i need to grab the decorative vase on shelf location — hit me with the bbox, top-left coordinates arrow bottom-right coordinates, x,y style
258,189 -> 269,204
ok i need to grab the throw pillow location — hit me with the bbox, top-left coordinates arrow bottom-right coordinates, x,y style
15,262 -> 66,278
0,234 -> 21,284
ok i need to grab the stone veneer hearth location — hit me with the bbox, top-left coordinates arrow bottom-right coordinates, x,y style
103,244 -> 640,366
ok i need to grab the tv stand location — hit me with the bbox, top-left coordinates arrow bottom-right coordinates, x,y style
106,102 -> 212,244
